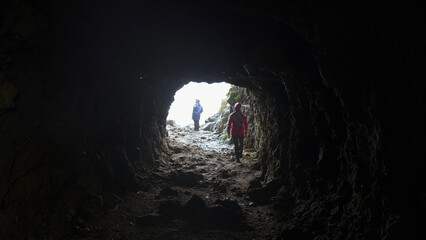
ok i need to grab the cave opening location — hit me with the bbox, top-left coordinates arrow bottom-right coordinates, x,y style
165,81 -> 240,160
166,81 -> 231,127
163,78 -> 268,163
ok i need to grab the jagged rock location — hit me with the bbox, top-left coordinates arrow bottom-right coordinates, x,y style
169,170 -> 203,187
205,205 -> 243,228
231,187 -> 243,197
135,213 -> 164,227
201,122 -> 215,131
250,161 -> 261,171
280,225 -> 314,240
159,200 -> 183,219
183,195 -> 206,223
159,187 -> 179,197
0,81 -> 18,114
219,169 -> 232,179
213,198 -> 242,214
217,182 -> 227,192
248,179 -> 262,189
166,119 -> 176,126
206,199 -> 252,231
169,145 -> 183,153
247,187 -> 274,205
205,113 -> 220,123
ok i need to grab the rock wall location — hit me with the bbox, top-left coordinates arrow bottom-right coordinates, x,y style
0,1 -> 173,238
210,2 -> 426,235
259,3 -> 425,238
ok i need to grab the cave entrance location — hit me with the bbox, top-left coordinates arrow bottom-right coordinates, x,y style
166,81 -> 235,153
165,80 -> 257,163
167,81 -> 231,127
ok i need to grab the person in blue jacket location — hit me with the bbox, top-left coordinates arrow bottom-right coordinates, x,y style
192,99 -> 203,131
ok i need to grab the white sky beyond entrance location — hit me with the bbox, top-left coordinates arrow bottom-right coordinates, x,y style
167,82 -> 231,126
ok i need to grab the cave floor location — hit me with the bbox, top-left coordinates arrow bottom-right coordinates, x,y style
73,125 -> 281,239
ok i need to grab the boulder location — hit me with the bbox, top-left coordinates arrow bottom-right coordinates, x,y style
205,204 -> 243,228
159,200 -> 183,219
205,199 -> 252,231
135,213 -> 164,227
159,187 -> 179,197
248,179 -> 262,189
169,170 -> 203,187
214,198 -> 242,214
201,122 -> 215,131
166,119 -> 176,126
183,195 -> 206,223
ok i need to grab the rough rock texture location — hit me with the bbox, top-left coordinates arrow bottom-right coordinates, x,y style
0,0 -> 424,239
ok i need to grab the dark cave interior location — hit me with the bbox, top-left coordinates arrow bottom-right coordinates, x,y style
0,0 -> 425,239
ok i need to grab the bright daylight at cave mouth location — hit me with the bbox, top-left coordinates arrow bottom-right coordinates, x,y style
167,82 -> 231,126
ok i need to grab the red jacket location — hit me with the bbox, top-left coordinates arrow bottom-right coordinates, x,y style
227,110 -> 248,137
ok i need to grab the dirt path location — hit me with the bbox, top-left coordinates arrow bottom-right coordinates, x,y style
73,126 -> 280,239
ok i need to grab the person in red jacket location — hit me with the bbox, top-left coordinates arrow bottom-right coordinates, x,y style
227,102 -> 248,163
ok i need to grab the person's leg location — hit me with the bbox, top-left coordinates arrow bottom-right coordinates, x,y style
238,136 -> 244,159
232,136 -> 240,162
235,136 -> 242,159
194,120 -> 199,131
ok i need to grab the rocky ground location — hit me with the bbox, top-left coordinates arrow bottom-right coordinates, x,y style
71,124 -> 282,240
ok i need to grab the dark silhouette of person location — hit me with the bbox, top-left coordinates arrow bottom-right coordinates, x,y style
192,99 -> 203,131
227,102 -> 248,162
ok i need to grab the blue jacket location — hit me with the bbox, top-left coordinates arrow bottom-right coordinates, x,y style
192,102 -> 203,120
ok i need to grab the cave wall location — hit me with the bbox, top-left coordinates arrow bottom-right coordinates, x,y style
0,1 -> 174,237
230,2 -> 425,239
1,0 -> 425,239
